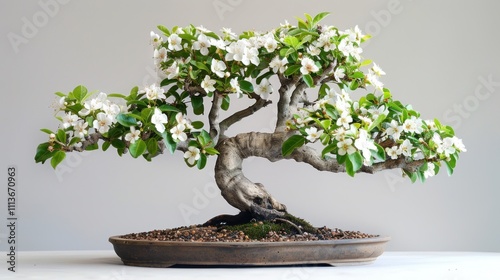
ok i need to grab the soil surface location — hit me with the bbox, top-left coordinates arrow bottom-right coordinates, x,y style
121,223 -> 378,242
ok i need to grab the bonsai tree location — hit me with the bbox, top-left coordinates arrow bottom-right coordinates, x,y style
35,13 -> 466,225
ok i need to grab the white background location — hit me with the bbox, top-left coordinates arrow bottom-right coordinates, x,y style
1,0 -> 499,252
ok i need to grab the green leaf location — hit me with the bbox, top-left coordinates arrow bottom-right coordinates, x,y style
197,153 -> 207,170
283,36 -> 300,48
348,152 -> 364,173
160,78 -> 177,87
102,141 -> 111,151
302,74 -> 314,87
282,135 -> 305,156
50,151 -> 66,169
71,85 -> 88,102
312,12 -> 330,27
159,104 -> 181,113
157,25 -> 170,36
320,119 -> 331,130
198,130 -> 212,147
68,137 -> 81,146
349,80 -> 359,91
321,143 -> 337,158
239,80 -> 254,93
284,65 -> 301,76
221,95 -> 230,111
111,139 -> 126,149
359,59 -> 373,67
191,95 -> 204,115
350,72 -> 365,79
191,60 -> 210,72
40,128 -> 54,135
116,114 -> 137,127
35,143 -> 55,163
191,121 -> 204,129
371,143 -> 386,161
162,132 -> 177,154
56,129 -> 67,144
367,114 -> 386,132
129,139 -> 147,158
204,147 -> 219,155
108,93 -> 127,99
146,138 -> 158,156
345,156 -> 355,177
85,143 -> 98,151
54,92 -> 66,98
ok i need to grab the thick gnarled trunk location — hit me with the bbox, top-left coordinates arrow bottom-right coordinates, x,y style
214,132 -> 288,218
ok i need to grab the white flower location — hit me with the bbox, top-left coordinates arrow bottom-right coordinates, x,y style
385,120 -> 403,140
175,112 -> 192,130
153,47 -> 168,66
269,56 -> 288,73
337,138 -> 356,156
103,103 -> 121,123
437,137 -> 457,158
229,78 -> 243,98
141,84 -> 166,101
403,116 -> 424,134
254,78 -> 273,100
367,71 -> 384,91
305,127 -> 323,142
184,146 -> 201,165
201,75 -> 216,93
79,93 -> 107,116
221,27 -> 237,40
338,39 -> 363,60
315,30 -> 336,51
333,67 -> 345,82
307,45 -> 321,56
209,38 -> 227,50
333,127 -> 347,141
167,33 -> 183,51
125,126 -> 141,143
225,40 -> 249,63
73,120 -> 88,138
192,34 -> 211,56
93,112 -> 112,134
246,47 -> 260,66
300,57 -> 319,75
164,61 -> 179,80
371,63 -> 386,76
170,124 -> 187,142
210,58 -> 227,78
354,129 -> 377,161
424,163 -> 436,178
425,120 -> 438,131
263,33 -> 278,52
385,146 -> 401,160
61,112 -> 79,129
452,136 -> 467,152
368,105 -> 388,119
150,31 -> 163,48
336,112 -> 353,129
399,139 -> 414,157
151,108 -> 168,133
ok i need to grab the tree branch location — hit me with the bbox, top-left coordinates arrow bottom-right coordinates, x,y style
218,95 -> 272,141
209,91 -> 223,143
275,75 -> 300,131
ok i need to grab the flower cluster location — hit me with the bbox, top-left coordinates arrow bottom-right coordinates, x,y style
287,81 -> 466,180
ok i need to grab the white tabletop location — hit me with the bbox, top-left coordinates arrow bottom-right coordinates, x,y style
3,251 -> 500,279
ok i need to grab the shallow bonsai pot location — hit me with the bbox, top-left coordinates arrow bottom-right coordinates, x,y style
109,235 -> 390,267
